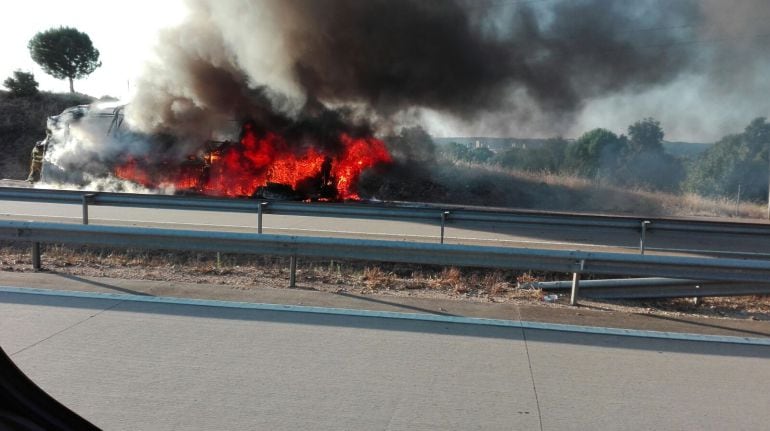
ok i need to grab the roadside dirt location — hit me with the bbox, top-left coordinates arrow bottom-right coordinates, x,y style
1,242 -> 769,323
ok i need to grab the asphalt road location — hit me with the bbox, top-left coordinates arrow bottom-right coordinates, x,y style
1,199 -> 769,259
2,288 -> 770,430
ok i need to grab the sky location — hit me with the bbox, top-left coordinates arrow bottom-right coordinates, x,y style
0,0 -> 188,99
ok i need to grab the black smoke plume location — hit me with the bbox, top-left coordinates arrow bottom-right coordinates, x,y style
128,0 -> 716,138
278,0 -> 699,116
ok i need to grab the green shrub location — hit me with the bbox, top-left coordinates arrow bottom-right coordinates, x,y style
3,71 -> 39,97
684,118 -> 769,200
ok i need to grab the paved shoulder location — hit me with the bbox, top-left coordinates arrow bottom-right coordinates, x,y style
1,271 -> 769,339
2,287 -> 770,430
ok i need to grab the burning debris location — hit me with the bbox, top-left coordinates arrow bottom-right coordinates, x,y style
34,103 -> 392,200
112,119 -> 391,200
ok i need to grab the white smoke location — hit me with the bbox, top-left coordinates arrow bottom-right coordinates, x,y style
125,0 -> 304,144
39,102 -> 171,193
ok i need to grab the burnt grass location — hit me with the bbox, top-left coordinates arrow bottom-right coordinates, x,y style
1,241 -> 769,321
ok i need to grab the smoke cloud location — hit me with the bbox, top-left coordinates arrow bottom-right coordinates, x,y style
123,0 -> 770,142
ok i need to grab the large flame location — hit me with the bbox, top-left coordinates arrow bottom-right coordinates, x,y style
114,124 -> 391,200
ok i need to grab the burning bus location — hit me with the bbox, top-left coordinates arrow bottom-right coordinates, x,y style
30,103 -> 392,201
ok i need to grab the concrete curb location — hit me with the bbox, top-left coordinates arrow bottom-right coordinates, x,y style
2,285 -> 769,346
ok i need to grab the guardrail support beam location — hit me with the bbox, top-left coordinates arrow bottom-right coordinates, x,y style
639,220 -> 651,255
440,211 -> 451,244
82,193 -> 96,225
31,242 -> 41,271
289,255 -> 297,288
257,201 -> 268,234
570,273 -> 580,305
570,259 -> 586,306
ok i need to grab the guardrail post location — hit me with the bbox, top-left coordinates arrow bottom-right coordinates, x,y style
31,242 -> 41,271
82,193 -> 96,225
440,211 -> 451,244
570,259 -> 585,306
257,201 -> 268,234
289,255 -> 297,288
639,220 -> 651,255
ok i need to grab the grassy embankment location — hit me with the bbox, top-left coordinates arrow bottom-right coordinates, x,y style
442,162 -> 766,219
0,91 -> 93,179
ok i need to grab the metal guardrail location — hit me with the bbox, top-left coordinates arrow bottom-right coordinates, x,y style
537,278 -> 770,299
2,187 -> 770,250
0,186 -> 767,231
3,187 -> 770,301
3,221 -> 770,285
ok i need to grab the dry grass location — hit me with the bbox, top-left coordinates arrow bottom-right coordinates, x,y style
649,192 -> 765,219
0,242 -> 547,302
3,242 -> 769,318
433,267 -> 465,293
361,266 -> 397,291
454,162 -> 766,219
486,165 -> 594,189
481,272 -> 507,296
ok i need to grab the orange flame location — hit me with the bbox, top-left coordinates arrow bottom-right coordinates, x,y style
115,126 -> 391,200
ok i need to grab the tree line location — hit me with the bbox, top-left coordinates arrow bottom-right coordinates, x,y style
440,117 -> 770,201
3,26 -> 100,97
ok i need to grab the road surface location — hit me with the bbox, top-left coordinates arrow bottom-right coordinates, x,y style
2,287 -> 770,430
1,199 -> 769,259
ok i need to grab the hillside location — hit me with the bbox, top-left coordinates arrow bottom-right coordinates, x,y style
0,91 -> 93,179
435,136 -> 711,159
361,160 -> 764,219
